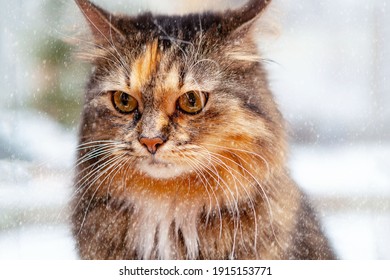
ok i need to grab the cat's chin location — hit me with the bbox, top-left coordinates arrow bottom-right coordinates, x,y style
137,160 -> 190,179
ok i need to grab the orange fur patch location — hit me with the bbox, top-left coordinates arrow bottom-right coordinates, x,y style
130,40 -> 161,93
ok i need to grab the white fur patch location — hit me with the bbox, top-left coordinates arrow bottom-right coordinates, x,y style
137,160 -> 191,179
125,191 -> 200,259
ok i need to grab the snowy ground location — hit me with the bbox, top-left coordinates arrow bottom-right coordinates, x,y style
0,112 -> 389,260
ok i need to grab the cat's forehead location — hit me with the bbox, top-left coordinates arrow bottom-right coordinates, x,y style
123,14 -> 225,87
129,38 -> 178,106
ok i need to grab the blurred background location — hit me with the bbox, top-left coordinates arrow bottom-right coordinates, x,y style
0,0 -> 389,259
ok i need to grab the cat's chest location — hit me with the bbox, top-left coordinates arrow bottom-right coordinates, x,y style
107,169 -> 261,259
119,192 -> 202,259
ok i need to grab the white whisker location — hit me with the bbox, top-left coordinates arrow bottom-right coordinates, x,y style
76,153 -> 128,234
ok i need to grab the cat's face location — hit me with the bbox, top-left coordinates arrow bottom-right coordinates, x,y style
77,0 -> 284,181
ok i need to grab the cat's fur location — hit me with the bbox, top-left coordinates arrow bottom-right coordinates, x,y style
72,0 -> 335,259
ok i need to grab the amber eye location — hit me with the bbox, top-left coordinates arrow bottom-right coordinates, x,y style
112,91 -> 138,114
177,91 -> 208,115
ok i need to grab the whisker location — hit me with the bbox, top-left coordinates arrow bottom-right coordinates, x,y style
190,151 -> 243,239
73,147 -> 124,189
194,152 -> 239,212
176,150 -> 216,219
76,153 -> 128,234
196,148 -> 256,256
55,141 -> 124,223
204,150 -> 259,250
202,143 -> 283,250
204,143 -> 271,175
72,151 -> 128,217
179,150 -> 230,237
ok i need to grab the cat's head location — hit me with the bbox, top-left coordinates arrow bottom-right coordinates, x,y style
76,0 -> 285,181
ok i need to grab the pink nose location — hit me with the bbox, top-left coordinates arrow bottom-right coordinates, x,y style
139,137 -> 164,154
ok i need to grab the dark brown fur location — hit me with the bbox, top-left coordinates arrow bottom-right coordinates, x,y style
72,0 -> 335,260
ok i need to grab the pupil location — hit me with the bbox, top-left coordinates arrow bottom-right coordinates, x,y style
121,93 -> 129,106
188,92 -> 196,107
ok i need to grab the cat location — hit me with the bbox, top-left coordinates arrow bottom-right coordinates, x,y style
71,0 -> 336,260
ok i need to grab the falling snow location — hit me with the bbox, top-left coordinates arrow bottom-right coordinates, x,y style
1,0 -> 389,260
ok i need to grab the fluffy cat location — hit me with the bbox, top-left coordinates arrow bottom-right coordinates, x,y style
72,0 -> 336,260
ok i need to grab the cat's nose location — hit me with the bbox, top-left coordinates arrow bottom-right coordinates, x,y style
139,137 -> 165,154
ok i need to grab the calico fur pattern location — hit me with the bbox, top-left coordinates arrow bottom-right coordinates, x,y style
72,0 -> 335,260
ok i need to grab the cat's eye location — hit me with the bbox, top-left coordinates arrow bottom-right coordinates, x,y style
112,91 -> 138,114
177,91 -> 208,115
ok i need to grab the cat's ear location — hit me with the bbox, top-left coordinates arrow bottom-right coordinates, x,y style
75,0 -> 126,43
224,0 -> 272,34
